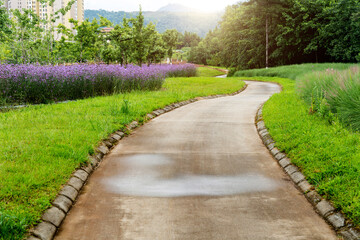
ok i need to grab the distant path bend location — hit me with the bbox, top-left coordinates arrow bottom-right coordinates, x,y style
55,81 -> 337,240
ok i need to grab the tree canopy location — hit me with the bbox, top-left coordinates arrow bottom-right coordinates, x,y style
0,2 -> 181,65
189,0 -> 360,69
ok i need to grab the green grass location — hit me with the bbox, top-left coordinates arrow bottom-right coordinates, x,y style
235,76 -> 360,228
196,67 -> 225,77
207,66 -> 227,70
234,63 -> 355,80
0,77 -> 245,240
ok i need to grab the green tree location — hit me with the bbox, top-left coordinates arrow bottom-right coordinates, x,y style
0,1 -> 11,42
183,31 -> 201,47
320,0 -> 360,62
276,0 -> 332,64
192,0 -> 360,70
146,31 -> 166,65
162,29 -> 179,64
8,9 -> 42,63
108,18 -> 133,65
188,28 -> 221,66
144,24 -> 165,65
52,23 -> 77,63
40,0 -> 75,63
70,18 -> 100,62
188,41 -> 209,65
130,8 -> 147,66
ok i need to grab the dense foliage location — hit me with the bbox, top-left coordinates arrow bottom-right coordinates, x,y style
0,2 -> 198,65
297,66 -> 360,131
189,0 -> 360,69
0,63 -> 196,105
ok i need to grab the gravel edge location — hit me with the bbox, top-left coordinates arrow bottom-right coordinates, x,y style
26,84 -> 248,240
255,104 -> 360,240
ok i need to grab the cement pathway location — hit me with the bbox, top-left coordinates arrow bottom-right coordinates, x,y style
55,81 -> 337,240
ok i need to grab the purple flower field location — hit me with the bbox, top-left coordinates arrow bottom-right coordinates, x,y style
0,63 -> 197,105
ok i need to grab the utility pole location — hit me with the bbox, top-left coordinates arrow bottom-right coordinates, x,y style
266,14 -> 269,69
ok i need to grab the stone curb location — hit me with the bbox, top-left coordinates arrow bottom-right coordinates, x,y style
27,84 -> 248,240
255,105 -> 360,240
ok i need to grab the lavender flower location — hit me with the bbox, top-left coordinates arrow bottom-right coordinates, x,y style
0,63 -> 197,105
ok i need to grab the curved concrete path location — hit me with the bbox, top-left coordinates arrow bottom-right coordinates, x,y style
55,81 -> 337,240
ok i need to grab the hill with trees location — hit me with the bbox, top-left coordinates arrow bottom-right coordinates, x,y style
84,9 -> 222,37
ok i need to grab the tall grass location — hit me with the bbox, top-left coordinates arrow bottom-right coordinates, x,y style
297,66 -> 360,131
0,212 -> 26,240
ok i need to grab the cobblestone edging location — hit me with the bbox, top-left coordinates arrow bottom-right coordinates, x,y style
255,105 -> 360,240
27,85 -> 248,240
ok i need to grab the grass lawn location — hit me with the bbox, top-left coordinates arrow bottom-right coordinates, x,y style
0,77 -> 245,240
196,67 -> 225,77
207,66 -> 228,70
235,75 -> 360,229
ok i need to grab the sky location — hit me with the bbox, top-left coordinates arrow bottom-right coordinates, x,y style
85,0 -> 240,12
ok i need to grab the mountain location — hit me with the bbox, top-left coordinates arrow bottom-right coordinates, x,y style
84,9 -> 223,38
157,4 -> 196,12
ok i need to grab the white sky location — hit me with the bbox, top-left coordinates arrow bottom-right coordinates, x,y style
85,0 -> 240,12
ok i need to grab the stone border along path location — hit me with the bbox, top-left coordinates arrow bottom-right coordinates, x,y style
255,105 -> 360,240
26,85 -> 248,240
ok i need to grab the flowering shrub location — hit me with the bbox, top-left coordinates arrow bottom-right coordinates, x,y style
0,63 -> 197,105
161,64 -> 197,77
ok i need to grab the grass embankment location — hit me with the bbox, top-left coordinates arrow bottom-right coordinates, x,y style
207,66 -> 228,70
234,63 -> 360,228
196,67 -> 225,77
233,63 -> 354,79
0,77 -> 245,240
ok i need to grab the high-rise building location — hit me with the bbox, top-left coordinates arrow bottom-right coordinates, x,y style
2,0 -> 84,38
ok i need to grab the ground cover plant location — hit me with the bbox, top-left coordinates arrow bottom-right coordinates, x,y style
196,67 -> 225,77
234,73 -> 360,229
0,63 -> 197,106
0,77 -> 245,240
297,66 -> 360,131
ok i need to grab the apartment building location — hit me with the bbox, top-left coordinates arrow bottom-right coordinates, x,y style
2,0 -> 84,36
